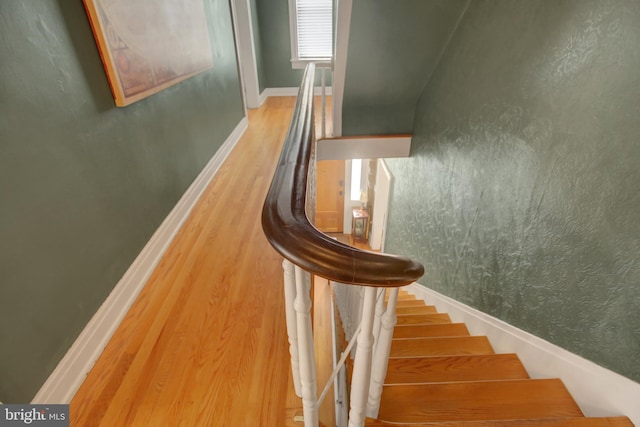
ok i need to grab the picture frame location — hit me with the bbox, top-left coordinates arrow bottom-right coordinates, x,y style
83,0 -> 214,107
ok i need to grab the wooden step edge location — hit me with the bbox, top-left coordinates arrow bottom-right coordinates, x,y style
377,378 -> 584,423
384,353 -> 530,384
396,306 -> 439,314
390,336 -> 493,344
365,416 -> 635,426
390,336 -> 495,357
395,300 -> 429,307
393,323 -> 470,339
396,313 -> 452,325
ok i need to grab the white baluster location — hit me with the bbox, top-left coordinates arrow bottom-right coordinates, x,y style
366,287 -> 399,418
348,286 -> 377,427
372,288 -> 386,348
283,259 -> 301,397
294,266 -> 318,427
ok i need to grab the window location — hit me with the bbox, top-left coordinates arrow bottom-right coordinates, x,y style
289,0 -> 333,69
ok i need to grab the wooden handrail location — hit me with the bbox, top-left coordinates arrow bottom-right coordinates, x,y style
261,63 -> 424,287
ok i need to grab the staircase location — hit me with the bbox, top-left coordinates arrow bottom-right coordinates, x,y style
364,290 -> 634,427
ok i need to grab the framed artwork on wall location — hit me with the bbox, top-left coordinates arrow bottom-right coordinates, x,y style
83,0 -> 214,107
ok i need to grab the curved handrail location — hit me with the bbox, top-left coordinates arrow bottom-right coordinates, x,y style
261,63 -> 424,287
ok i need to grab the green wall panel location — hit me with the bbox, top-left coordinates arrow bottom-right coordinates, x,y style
342,0 -> 468,135
254,0 -> 332,89
255,0 -> 304,88
386,0 -> 640,382
0,0 -> 244,402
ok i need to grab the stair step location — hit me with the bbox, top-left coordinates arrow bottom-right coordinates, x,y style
395,299 -> 428,307
386,291 -> 416,302
365,416 -> 635,426
393,323 -> 470,338
396,305 -> 439,315
385,354 -> 529,384
390,336 -> 494,357
377,379 -> 583,423
396,313 -> 451,325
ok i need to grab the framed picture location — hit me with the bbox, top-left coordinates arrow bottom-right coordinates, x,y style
83,0 -> 214,107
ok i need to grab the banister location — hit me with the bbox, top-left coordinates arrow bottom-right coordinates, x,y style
261,63 -> 424,287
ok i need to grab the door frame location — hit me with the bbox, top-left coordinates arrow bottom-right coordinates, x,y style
229,0 -> 261,109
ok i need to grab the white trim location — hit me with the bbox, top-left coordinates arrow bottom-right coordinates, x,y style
287,0 -> 299,65
369,159 -> 391,251
343,160 -> 354,234
32,118 -> 249,404
317,135 -> 412,161
258,90 -> 268,107
261,86 -> 333,98
405,283 -> 640,425
231,0 -> 261,109
332,0 -> 352,137
291,59 -> 333,70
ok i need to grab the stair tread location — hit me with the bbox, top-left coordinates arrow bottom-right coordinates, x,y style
396,305 -> 439,315
366,416 -> 635,426
390,336 -> 494,357
393,323 -> 470,338
385,354 -> 529,384
387,290 -> 416,302
377,379 -> 584,423
396,299 -> 430,307
397,313 -> 452,325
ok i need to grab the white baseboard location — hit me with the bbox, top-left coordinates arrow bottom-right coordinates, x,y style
32,117 -> 249,404
405,283 -> 640,425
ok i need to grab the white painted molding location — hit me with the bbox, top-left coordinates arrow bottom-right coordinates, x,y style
231,0 -> 261,109
317,135 -> 412,161
369,159 -> 391,251
258,90 -> 268,107
32,117 -> 249,404
261,86 -> 333,98
405,283 -> 640,425
332,0 -> 352,137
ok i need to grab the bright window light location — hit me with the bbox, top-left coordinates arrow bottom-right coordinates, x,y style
288,0 -> 333,68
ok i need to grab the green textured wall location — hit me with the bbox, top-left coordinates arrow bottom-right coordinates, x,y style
386,0 -> 640,382
0,0 -> 244,402
342,0 -> 468,135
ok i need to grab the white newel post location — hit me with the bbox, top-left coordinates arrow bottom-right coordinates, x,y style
366,287 -> 399,418
283,259 -> 301,397
294,265 -> 318,427
348,286 -> 377,427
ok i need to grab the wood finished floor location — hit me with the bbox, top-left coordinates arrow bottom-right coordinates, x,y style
70,97 -> 302,427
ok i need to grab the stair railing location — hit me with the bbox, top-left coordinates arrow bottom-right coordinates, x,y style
261,63 -> 424,427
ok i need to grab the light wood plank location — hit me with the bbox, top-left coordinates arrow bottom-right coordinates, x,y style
395,305 -> 438,315
366,416 -> 635,426
395,299 -> 428,307
396,313 -> 452,325
385,354 -> 529,384
390,336 -> 494,357
393,323 -> 469,339
70,97 -> 303,427
377,379 -> 584,423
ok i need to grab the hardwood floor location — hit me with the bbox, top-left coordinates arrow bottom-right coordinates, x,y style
70,97 -> 301,426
